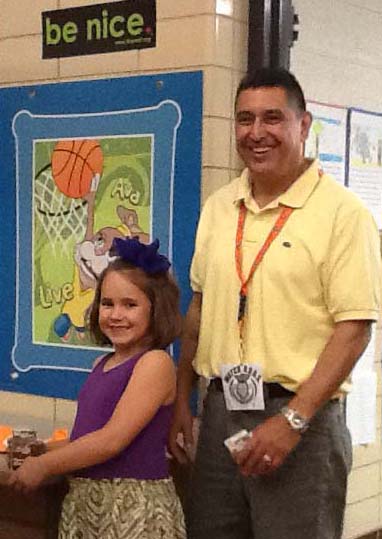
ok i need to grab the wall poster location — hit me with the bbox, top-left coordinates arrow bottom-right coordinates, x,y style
0,71 -> 202,399
305,101 -> 348,185
348,108 -> 382,229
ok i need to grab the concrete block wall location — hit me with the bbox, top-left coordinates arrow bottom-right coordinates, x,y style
0,1 -> 381,537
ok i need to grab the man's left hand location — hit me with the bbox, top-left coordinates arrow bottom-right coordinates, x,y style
233,414 -> 301,476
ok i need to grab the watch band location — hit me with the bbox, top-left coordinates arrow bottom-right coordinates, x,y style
280,406 -> 309,434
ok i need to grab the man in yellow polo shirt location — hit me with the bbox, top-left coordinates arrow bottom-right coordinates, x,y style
169,68 -> 381,539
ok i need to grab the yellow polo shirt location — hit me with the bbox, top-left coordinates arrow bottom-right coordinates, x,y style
190,160 -> 381,392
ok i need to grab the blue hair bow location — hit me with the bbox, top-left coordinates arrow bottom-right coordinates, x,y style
112,237 -> 171,275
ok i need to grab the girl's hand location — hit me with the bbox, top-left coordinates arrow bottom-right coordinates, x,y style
7,456 -> 49,494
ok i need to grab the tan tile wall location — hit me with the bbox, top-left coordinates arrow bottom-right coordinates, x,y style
0,1 -> 381,537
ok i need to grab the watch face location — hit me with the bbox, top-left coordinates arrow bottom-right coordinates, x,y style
293,417 -> 304,428
281,407 -> 308,432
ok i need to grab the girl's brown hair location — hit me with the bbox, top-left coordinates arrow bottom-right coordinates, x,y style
88,258 -> 182,350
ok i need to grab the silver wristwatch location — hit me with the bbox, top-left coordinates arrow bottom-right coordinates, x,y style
280,406 -> 309,434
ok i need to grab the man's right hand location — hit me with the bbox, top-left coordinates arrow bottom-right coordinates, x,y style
168,292 -> 202,464
168,402 -> 194,464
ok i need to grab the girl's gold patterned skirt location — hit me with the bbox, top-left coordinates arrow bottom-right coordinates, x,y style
59,477 -> 186,539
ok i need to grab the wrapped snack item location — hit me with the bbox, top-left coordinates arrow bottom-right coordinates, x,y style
8,428 -> 45,470
224,429 -> 251,454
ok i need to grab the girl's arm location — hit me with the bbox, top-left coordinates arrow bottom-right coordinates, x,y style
44,438 -> 70,452
8,350 -> 176,492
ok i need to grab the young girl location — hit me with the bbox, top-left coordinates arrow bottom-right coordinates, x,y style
8,237 -> 186,539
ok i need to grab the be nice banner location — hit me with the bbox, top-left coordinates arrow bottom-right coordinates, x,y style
42,0 -> 156,59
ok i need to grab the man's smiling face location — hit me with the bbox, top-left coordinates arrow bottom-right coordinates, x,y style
235,86 -> 311,183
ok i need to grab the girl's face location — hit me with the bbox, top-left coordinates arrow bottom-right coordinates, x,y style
98,270 -> 152,356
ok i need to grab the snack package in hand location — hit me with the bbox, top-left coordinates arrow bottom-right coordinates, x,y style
224,429 -> 251,454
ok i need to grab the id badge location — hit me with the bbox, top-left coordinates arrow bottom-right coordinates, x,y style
220,364 -> 265,411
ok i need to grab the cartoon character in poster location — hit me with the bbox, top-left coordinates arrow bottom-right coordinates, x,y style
34,137 -> 151,347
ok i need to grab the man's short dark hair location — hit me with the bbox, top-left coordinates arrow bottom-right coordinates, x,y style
235,68 -> 306,114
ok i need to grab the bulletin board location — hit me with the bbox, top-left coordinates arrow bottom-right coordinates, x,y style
305,101 -> 382,228
348,108 -> 382,229
306,100 -> 382,445
0,71 -> 202,399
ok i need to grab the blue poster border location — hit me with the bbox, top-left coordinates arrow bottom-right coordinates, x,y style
0,71 -> 202,399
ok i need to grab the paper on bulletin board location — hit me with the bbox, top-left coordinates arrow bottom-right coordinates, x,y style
346,325 -> 377,445
305,102 -> 347,185
348,109 -> 382,229
346,370 -> 377,445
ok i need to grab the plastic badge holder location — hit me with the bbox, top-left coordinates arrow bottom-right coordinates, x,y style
224,429 -> 251,454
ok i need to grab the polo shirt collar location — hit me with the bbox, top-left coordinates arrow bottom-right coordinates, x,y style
233,159 -> 321,210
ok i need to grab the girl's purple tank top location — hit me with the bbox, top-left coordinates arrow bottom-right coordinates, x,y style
70,351 -> 173,480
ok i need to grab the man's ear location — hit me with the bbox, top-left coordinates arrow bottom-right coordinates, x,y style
300,111 -> 313,142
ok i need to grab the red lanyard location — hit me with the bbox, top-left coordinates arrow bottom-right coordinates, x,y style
235,202 -> 294,323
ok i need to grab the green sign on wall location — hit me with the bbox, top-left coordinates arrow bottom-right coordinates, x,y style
42,0 -> 156,58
